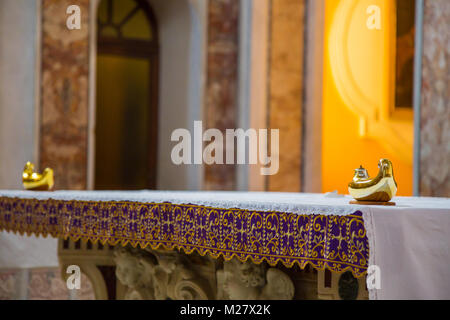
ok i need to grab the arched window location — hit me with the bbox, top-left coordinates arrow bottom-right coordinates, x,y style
95,0 -> 158,190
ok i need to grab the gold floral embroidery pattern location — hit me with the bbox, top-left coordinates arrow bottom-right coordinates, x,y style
0,197 -> 369,277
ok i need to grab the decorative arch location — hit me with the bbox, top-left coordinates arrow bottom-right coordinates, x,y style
97,0 -> 159,53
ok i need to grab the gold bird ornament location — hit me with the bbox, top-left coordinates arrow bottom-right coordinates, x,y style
22,162 -> 54,191
348,159 -> 397,205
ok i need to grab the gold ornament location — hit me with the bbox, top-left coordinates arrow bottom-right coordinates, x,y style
22,162 -> 54,191
348,159 -> 397,205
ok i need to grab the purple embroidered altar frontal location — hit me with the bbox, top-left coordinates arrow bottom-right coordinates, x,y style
0,191 -> 369,277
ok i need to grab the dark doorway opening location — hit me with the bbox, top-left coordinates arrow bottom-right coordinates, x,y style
95,0 -> 159,190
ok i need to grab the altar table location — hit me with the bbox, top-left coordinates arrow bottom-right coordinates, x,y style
1,190 -> 449,299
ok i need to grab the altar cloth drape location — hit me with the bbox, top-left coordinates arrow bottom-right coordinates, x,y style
363,205 -> 450,300
0,191 -> 370,277
0,232 -> 58,268
1,190 -> 449,299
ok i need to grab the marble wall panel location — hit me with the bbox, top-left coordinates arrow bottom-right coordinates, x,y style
419,0 -> 450,197
203,0 -> 240,190
0,270 -> 19,300
267,0 -> 305,192
0,267 -> 95,300
28,268 -> 95,300
40,0 -> 90,190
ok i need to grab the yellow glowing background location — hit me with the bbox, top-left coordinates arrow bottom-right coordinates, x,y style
322,0 -> 413,195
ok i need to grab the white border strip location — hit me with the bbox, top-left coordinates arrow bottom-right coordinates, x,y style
413,0 -> 424,196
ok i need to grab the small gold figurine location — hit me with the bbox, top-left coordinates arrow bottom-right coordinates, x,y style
22,162 -> 54,191
348,159 -> 397,205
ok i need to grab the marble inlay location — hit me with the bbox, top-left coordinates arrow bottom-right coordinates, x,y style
419,0 -> 450,197
28,268 -> 95,300
39,0 -> 90,190
0,267 -> 95,300
0,270 -> 18,300
28,268 -> 72,300
267,0 -> 305,191
203,0 -> 239,190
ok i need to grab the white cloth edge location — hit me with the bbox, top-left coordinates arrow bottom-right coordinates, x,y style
362,208 -> 377,300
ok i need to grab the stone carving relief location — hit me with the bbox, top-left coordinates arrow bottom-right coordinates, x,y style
217,258 -> 295,300
114,247 -> 213,300
114,247 -> 295,300
114,247 -> 155,300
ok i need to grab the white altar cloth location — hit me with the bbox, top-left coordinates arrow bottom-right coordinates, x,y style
1,189 -> 448,215
364,205 -> 450,300
1,190 -> 450,299
0,232 -> 58,268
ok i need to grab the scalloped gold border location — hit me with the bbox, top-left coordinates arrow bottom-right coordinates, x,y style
0,196 -> 369,278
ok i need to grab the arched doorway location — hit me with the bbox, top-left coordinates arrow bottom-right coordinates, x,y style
95,0 -> 158,190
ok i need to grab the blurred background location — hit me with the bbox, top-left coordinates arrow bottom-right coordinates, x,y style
0,0 -> 448,299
